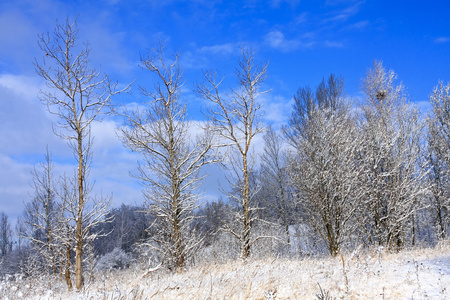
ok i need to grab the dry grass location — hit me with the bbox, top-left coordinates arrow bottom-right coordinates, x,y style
2,243 -> 450,299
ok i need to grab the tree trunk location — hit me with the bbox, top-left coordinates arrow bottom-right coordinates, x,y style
65,243 -> 72,290
280,186 -> 290,245
436,199 -> 446,240
75,133 -> 84,290
242,153 -> 251,259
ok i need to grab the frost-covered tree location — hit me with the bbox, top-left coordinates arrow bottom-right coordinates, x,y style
23,149 -> 59,275
427,81 -> 450,240
197,48 -> 268,259
34,18 -> 125,289
359,61 -> 428,249
192,199 -> 234,247
0,212 -> 12,258
119,44 -> 215,270
259,126 -> 292,244
23,154 -> 108,290
92,204 -> 151,256
286,75 -> 362,256
15,216 -> 27,260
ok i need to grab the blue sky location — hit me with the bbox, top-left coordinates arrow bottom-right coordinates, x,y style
1,0 -> 449,221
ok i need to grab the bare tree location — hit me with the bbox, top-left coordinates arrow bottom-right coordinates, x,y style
197,48 -> 268,259
284,85 -> 315,150
54,173 -> 77,290
119,44 -> 215,270
316,74 -> 346,112
34,18 -> 127,289
427,81 -> 450,240
284,75 -> 346,147
24,149 -> 59,275
15,216 -> 27,261
259,126 -> 292,244
0,212 -> 12,258
359,61 -> 428,249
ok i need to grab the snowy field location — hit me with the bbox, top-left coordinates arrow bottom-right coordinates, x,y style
1,243 -> 450,299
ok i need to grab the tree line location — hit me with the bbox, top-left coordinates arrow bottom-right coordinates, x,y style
1,18 -> 449,290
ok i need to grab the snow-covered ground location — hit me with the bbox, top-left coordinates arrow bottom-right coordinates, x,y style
2,243 -> 450,299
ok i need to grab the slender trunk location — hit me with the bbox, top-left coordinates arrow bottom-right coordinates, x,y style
65,243 -> 72,290
436,199 -> 446,240
329,233 -> 338,257
324,214 -> 338,257
119,208 -> 124,248
242,153 -> 251,259
64,222 -> 73,290
45,195 -> 57,276
280,185 -> 290,245
174,202 -> 184,269
75,133 -> 84,290
433,168 -> 446,240
173,188 -> 184,268
49,238 -> 57,276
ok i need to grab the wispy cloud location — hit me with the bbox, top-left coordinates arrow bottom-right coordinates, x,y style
345,20 -> 369,31
324,1 -> 363,23
180,50 -> 209,69
434,37 -> 450,44
324,40 -> 345,48
294,12 -> 309,25
264,30 -> 312,52
272,2 -> 366,52
325,0 -> 362,5
181,43 -> 238,70
271,0 -> 300,8
198,43 -> 236,56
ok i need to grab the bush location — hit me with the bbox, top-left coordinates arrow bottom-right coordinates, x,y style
96,248 -> 131,271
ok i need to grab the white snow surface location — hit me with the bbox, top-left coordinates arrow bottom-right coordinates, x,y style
2,244 -> 450,299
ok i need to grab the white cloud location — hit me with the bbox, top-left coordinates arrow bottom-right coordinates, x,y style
323,1 -> 363,23
198,43 -> 236,56
264,30 -> 307,52
0,150 -> 76,223
181,50 -> 209,70
434,37 -> 450,44
294,12 -> 309,25
271,0 -> 300,8
0,155 -> 33,218
0,74 -> 65,156
91,120 -> 123,150
89,147 -> 143,208
345,20 -> 369,31
0,74 -> 41,99
324,40 -> 345,48
325,0 -> 361,5
181,43 -> 238,70
262,94 -> 294,129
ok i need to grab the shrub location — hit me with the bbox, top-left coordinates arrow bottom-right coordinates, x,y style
96,248 -> 131,271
